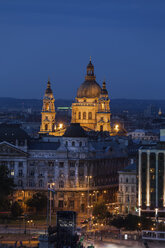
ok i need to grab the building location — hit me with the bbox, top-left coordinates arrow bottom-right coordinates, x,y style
128,129 -> 159,141
71,59 -> 111,132
117,162 -> 137,215
138,131 -> 165,218
0,123 -> 129,218
40,80 -> 56,134
40,79 -> 66,136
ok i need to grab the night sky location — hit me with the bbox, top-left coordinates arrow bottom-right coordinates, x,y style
0,0 -> 165,100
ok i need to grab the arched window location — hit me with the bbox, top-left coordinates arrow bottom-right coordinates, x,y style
39,180 -> 43,188
100,125 -> 103,131
88,112 -> 92,120
78,112 -> 81,120
83,112 -> 86,120
46,103 -> 49,111
59,181 -> 64,188
45,124 -> 48,131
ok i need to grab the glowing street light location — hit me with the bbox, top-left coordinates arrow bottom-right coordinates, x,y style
59,123 -> 63,129
114,124 -> 119,132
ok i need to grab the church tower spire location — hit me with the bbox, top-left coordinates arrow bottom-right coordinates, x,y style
40,79 -> 56,134
96,79 -> 111,132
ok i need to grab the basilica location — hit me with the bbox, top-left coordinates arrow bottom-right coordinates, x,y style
40,59 -> 111,135
0,59 -> 130,218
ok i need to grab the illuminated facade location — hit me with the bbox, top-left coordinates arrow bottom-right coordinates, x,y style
138,140 -> 165,218
117,162 -> 137,215
40,80 -> 56,134
72,59 -> 111,132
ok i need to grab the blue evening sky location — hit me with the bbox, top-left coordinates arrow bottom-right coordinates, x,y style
0,0 -> 165,100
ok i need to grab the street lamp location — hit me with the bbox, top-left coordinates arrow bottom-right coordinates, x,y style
47,182 -> 55,228
86,176 -> 92,217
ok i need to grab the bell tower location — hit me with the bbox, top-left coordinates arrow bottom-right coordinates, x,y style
40,79 -> 56,134
96,80 -> 111,132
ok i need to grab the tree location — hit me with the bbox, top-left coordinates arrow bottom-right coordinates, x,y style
111,214 -> 153,231
11,201 -> 23,217
111,216 -> 125,229
93,202 -> 111,223
0,165 -> 15,211
26,192 -> 47,212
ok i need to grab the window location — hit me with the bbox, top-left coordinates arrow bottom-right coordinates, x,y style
59,162 -> 64,168
69,161 -> 75,167
125,186 -> 128,192
83,112 -> 86,120
100,125 -> 103,131
72,141 -> 75,147
78,112 -> 81,120
45,124 -> 48,131
11,169 -> 14,176
10,161 -> 15,167
126,178 -> 128,183
79,142 -> 82,147
65,141 -> 68,146
39,180 -> 43,187
59,181 -> 64,188
69,200 -> 74,209
19,162 -> 23,167
88,112 -> 92,120
48,161 -> 54,167
18,170 -> 23,177
69,170 -> 75,177
30,170 -> 34,177
131,186 -> 135,193
59,192 -> 64,198
101,117 -> 104,121
29,181 -> 33,187
81,204 -> 85,212
58,200 -> 63,208
46,103 -> 49,110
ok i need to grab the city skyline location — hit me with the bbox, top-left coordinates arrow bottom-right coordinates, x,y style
0,0 -> 165,100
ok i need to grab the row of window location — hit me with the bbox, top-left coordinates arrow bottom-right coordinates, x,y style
120,177 -> 135,184
65,141 -> 85,147
120,185 -> 135,193
78,111 -> 92,120
0,161 -> 24,167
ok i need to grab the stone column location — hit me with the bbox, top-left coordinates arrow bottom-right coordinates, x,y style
146,151 -> 150,207
138,150 -> 142,209
156,152 -> 158,208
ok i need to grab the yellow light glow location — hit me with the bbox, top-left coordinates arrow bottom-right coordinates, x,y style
114,124 -> 119,132
59,123 -> 63,129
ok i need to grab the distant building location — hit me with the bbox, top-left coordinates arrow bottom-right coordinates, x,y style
138,130 -> 165,218
117,161 -> 137,215
128,129 -> 159,141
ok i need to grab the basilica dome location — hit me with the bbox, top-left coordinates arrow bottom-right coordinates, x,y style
77,59 -> 101,98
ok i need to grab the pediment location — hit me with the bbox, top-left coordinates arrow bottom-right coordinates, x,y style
0,142 -> 28,157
